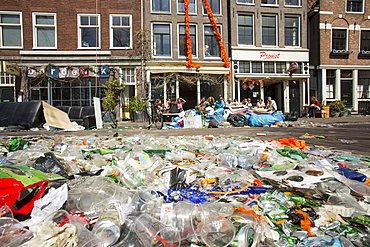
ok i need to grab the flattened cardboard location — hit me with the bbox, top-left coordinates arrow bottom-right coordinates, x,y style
42,102 -> 74,130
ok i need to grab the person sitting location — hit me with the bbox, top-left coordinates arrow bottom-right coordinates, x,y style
257,99 -> 265,108
307,96 -> 320,118
266,97 -> 277,112
214,96 -> 226,110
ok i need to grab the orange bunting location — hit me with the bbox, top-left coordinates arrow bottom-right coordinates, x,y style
184,0 -> 200,69
203,0 -> 229,69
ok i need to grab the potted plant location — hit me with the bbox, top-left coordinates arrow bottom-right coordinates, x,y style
128,96 -> 147,122
328,100 -> 346,117
102,80 -> 125,127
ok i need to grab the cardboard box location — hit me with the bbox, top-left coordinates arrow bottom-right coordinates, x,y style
184,115 -> 203,128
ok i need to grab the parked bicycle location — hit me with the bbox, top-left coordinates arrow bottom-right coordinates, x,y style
142,98 -> 164,130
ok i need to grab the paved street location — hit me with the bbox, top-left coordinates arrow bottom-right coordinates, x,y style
2,116 -> 370,156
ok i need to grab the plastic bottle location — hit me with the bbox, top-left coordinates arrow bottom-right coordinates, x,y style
336,165 -> 367,182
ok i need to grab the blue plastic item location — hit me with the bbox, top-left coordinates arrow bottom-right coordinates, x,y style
248,114 -> 282,127
336,167 -> 367,182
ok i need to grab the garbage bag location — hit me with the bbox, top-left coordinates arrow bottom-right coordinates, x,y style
33,152 -> 67,176
248,114 -> 282,127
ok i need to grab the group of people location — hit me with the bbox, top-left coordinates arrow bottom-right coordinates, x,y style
155,95 -> 321,118
155,98 -> 187,113
195,96 -> 278,113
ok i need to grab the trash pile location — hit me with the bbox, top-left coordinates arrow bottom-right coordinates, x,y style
0,133 -> 369,247
164,109 -> 290,129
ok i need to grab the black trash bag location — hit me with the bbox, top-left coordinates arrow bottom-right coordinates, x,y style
208,118 -> 220,128
228,113 -> 248,127
33,152 -> 67,176
284,112 -> 298,121
169,167 -> 187,190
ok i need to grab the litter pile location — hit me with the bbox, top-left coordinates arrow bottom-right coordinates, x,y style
0,133 -> 369,247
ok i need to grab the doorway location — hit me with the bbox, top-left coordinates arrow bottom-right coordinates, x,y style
289,81 -> 300,114
341,80 -> 352,107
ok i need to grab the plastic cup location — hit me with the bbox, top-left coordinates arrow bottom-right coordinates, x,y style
134,213 -> 181,247
199,217 -> 236,247
170,201 -> 203,243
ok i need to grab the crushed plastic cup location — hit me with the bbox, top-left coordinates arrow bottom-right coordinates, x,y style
134,213 -> 181,247
198,217 -> 236,247
66,176 -> 131,219
0,217 -> 33,246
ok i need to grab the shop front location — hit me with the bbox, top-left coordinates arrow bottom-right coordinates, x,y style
147,66 -> 231,111
232,49 -> 310,114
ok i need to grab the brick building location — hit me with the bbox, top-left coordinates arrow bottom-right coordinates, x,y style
0,0 -> 142,120
230,0 -> 310,114
308,0 -> 370,112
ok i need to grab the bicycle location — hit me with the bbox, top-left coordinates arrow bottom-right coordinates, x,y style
142,98 -> 164,130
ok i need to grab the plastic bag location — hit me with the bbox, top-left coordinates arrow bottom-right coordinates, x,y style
3,139 -> 29,152
0,178 -> 48,215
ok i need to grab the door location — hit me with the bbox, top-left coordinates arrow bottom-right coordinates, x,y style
289,81 -> 300,114
341,80 -> 352,107
0,87 -> 14,102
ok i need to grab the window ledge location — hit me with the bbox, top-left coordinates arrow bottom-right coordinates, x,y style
331,49 -> 354,54
20,50 -> 111,55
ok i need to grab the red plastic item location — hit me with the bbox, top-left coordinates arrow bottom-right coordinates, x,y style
0,178 -> 48,215
337,162 -> 348,168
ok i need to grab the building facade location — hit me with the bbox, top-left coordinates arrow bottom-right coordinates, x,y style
230,0 -> 310,114
0,0 -> 142,120
309,0 -> 370,111
143,0 -> 231,110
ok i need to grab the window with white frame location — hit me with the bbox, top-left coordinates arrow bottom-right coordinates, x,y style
358,71 -> 370,98
110,15 -> 131,49
0,73 -> 15,85
179,25 -> 196,57
0,12 -> 22,48
332,29 -> 347,50
237,0 -> 254,4
153,24 -> 171,56
152,0 -> 170,12
346,0 -> 363,12
33,13 -> 56,48
264,62 -> 274,73
178,0 -> 196,13
78,14 -> 100,48
121,68 -> 136,84
203,0 -> 221,15
238,14 -> 253,45
262,15 -> 277,46
204,25 -> 220,57
276,62 -> 286,73
285,16 -> 299,46
326,69 -> 335,98
361,30 -> 370,51
261,0 -> 276,5
252,62 -> 262,73
285,0 -> 300,6
239,61 -> 250,73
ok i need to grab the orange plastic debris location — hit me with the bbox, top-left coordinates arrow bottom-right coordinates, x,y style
265,138 -> 310,150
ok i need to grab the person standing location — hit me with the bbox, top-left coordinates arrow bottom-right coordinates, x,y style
176,97 -> 186,112
307,96 -> 320,118
266,97 -> 277,112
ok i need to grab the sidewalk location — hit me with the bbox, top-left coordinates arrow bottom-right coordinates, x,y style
114,115 -> 370,129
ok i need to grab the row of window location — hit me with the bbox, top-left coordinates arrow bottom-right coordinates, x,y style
239,14 -> 300,46
326,70 -> 370,99
154,0 -> 302,14
332,29 -> 370,52
0,12 -> 132,49
154,0 -> 364,13
238,61 -> 307,74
